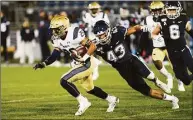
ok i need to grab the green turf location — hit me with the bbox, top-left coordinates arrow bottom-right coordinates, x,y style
1,65 -> 192,119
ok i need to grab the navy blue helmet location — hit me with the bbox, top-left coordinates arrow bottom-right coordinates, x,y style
165,1 -> 182,19
93,20 -> 111,45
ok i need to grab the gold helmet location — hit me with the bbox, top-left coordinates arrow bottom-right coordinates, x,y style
88,2 -> 101,16
149,1 -> 164,18
50,15 -> 70,38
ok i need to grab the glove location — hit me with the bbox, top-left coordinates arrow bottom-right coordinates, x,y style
33,62 -> 46,70
141,25 -> 149,32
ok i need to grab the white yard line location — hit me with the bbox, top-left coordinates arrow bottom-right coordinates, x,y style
115,108 -> 192,119
2,95 -> 70,103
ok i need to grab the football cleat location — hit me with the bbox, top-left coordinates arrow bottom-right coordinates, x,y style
106,97 -> 119,112
167,74 -> 173,89
172,95 -> 179,109
75,100 -> 91,116
178,80 -> 185,92
155,79 -> 171,93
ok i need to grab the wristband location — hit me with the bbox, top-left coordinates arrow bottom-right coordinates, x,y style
82,53 -> 90,61
152,35 -> 160,41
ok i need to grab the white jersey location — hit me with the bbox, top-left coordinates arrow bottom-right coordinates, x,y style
52,26 -> 85,53
144,15 -> 166,48
82,12 -> 110,40
118,19 -> 130,29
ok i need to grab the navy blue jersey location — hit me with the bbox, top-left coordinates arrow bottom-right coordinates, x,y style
95,26 -> 132,67
157,13 -> 189,51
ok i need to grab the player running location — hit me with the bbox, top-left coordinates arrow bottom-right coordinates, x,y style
152,1 -> 193,86
92,20 -> 179,109
33,15 -> 119,116
82,2 -> 110,80
141,1 -> 185,91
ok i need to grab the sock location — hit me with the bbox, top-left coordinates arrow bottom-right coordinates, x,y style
160,66 -> 171,77
147,72 -> 155,80
105,95 -> 115,102
76,94 -> 86,103
163,93 -> 173,101
87,86 -> 108,99
178,79 -> 183,85
147,72 -> 156,83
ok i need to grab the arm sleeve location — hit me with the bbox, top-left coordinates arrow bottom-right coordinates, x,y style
187,29 -> 193,38
44,49 -> 61,65
183,14 -> 193,38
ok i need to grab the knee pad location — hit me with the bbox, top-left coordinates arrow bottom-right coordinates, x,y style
147,72 -> 155,79
60,78 -> 68,87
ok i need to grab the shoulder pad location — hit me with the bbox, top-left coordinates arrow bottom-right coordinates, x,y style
73,27 -> 81,40
116,26 -> 127,34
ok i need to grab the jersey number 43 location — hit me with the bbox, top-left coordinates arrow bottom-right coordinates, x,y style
107,44 -> 125,62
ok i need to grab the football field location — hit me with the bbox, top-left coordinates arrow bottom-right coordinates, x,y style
1,65 -> 192,119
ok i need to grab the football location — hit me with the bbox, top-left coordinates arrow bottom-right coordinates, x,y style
75,46 -> 88,57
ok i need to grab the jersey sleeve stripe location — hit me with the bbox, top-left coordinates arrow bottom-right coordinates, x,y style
73,27 -> 80,40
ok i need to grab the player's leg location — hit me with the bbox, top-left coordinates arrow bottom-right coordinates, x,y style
152,48 -> 173,88
80,75 -> 119,112
183,46 -> 193,76
165,50 -> 185,91
20,41 -> 26,64
132,55 -> 171,93
60,64 -> 92,116
177,79 -> 185,91
92,56 -> 101,80
26,42 -> 35,64
169,50 -> 192,85
127,74 -> 179,109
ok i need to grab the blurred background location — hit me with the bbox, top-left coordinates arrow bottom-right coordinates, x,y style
1,1 -> 193,66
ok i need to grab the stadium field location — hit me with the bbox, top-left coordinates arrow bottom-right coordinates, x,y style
1,65 -> 192,119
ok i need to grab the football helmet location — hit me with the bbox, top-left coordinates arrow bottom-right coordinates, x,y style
120,7 -> 130,19
165,1 -> 182,19
93,20 -> 111,45
149,1 -> 164,18
88,2 -> 101,17
50,15 -> 70,38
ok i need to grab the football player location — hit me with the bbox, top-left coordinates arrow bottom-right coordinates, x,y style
33,15 -> 119,116
142,1 -> 185,91
92,20 -> 179,109
82,2 -> 110,81
152,1 -> 193,86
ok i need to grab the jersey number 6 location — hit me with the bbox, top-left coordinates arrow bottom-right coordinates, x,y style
169,24 -> 180,40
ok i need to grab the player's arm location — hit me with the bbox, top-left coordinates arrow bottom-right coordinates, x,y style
80,37 -> 97,61
43,47 -> 61,65
151,24 -> 162,40
126,25 -> 148,35
33,46 -> 61,70
185,21 -> 193,38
